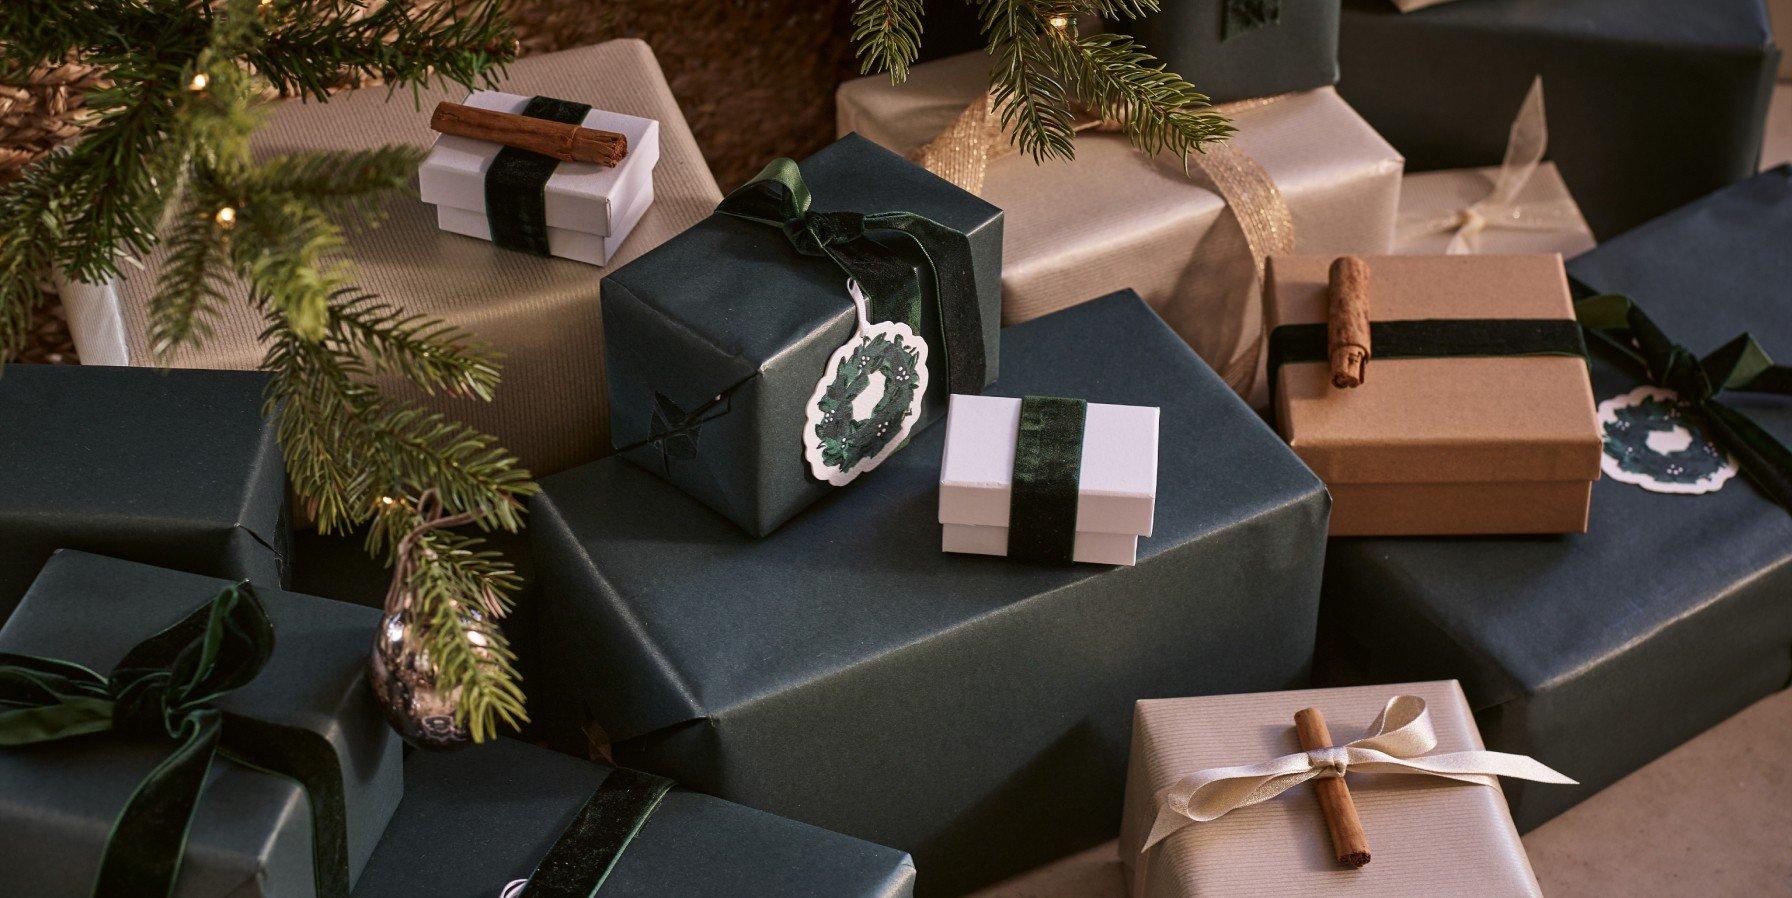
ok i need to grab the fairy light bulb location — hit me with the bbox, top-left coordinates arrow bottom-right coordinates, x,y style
1047,13 -> 1070,29
188,72 -> 209,92
214,206 -> 236,228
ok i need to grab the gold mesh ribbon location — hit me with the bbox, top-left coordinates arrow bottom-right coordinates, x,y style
912,92 -> 1295,393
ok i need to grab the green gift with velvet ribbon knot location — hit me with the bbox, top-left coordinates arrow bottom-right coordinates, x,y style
0,552 -> 403,898
0,582 -> 351,898
599,133 -> 1003,536
1576,293 -> 1792,513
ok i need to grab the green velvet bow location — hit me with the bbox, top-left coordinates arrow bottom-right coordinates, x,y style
1577,293 -> 1792,513
716,157 -> 987,395
1223,0 -> 1282,40
0,583 -> 350,898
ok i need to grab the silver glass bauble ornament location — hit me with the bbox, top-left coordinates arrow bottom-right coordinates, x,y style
368,609 -> 472,750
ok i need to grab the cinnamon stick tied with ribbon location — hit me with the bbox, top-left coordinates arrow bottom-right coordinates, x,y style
1328,255 -> 1372,388
1294,706 -> 1372,868
1138,695 -> 1576,866
430,100 -> 628,166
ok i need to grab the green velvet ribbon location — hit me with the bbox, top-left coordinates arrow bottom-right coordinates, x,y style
1008,396 -> 1088,563
1578,293 -> 1792,514
1223,0 -> 1282,41
715,157 -> 987,396
515,767 -> 674,897
0,583 -> 350,898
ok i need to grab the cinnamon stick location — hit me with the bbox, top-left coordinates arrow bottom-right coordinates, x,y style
1327,255 -> 1372,389
429,101 -> 628,166
1294,707 -> 1371,868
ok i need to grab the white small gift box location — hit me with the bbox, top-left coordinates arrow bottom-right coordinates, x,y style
939,393 -> 1159,565
418,90 -> 660,265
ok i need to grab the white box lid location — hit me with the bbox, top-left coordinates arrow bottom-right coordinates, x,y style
939,393 -> 1159,537
418,90 -> 660,236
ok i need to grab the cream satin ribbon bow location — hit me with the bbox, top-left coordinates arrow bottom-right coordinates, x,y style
1397,77 -> 1587,254
1141,695 -> 1576,854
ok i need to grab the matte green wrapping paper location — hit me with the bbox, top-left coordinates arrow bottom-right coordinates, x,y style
1121,0 -> 1340,104
1321,167 -> 1792,831
601,133 -> 1003,537
532,293 -> 1329,896
352,738 -> 916,897
0,365 -> 288,622
0,552 -> 403,898
1337,0 -> 1779,238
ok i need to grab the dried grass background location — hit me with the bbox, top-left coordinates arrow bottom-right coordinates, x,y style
2,0 -> 864,364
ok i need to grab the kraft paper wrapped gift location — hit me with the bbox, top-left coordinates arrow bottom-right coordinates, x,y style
419,91 -> 660,266
1322,167 -> 1792,831
530,292 -> 1329,896
836,53 -> 1402,394
1264,254 -> 1602,536
352,738 -> 916,898
1118,0 -> 1340,104
0,365 -> 287,622
601,133 -> 1004,537
1119,681 -> 1557,898
1338,0 -> 1780,238
0,551 -> 404,898
54,40 -> 723,477
939,393 -> 1160,566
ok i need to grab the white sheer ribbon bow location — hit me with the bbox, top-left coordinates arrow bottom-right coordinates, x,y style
1396,78 -> 1587,254
1141,695 -> 1576,854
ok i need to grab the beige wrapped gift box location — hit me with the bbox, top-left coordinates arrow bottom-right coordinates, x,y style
836,52 -> 1402,395
1395,163 -> 1595,257
55,41 -> 722,476
1120,681 -> 1559,898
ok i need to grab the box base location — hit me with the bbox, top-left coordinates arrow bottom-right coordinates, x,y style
431,180 -> 653,266
942,522 -> 1138,565
1328,480 -> 1593,536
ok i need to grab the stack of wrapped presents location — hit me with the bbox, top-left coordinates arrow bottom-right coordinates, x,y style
8,0 -> 1790,895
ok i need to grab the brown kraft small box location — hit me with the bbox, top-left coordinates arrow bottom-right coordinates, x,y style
1263,253 -> 1601,535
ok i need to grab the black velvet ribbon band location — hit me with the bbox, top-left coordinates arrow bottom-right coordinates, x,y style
485,96 -> 593,256
515,767 -> 674,897
1008,396 -> 1088,563
0,584 -> 350,898
1266,318 -> 1588,397
1577,293 -> 1792,514
716,157 -> 987,397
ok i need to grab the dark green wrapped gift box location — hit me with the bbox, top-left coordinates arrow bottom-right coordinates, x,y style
601,133 -> 1003,537
1322,167 -> 1792,832
1338,0 -> 1780,238
532,293 -> 1329,895
352,738 -> 915,897
0,552 -> 404,897
0,365 -> 288,621
1121,0 -> 1341,104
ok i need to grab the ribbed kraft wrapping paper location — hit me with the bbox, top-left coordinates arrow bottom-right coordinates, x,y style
1395,163 -> 1595,257
836,54 -> 1402,393
1119,681 -> 1543,897
55,41 -> 723,477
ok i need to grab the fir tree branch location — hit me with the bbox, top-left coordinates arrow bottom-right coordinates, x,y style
852,0 -> 926,84
1,0 -> 533,741
1053,31 -> 1232,160
983,0 -> 1077,162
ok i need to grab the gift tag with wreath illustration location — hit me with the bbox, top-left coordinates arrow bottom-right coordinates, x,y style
804,280 -> 929,486
1596,386 -> 1737,495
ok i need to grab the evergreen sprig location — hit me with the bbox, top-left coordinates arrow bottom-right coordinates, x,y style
0,0 -> 532,741
854,0 -> 1231,162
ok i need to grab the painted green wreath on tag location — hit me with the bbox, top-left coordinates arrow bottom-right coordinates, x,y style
1602,393 -> 1729,486
814,331 -> 922,473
